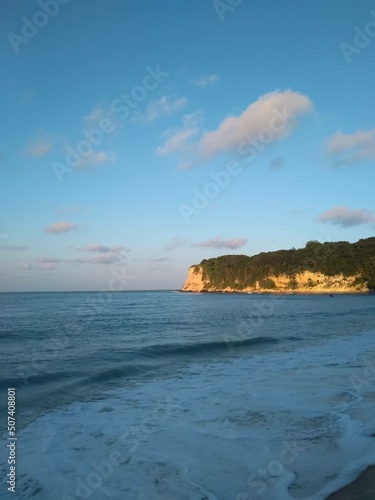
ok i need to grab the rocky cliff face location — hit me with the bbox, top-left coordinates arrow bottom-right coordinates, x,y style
181,265 -> 367,293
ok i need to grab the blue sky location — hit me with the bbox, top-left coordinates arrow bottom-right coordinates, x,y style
1,0 -> 374,291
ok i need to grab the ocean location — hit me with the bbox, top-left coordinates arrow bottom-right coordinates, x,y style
0,291 -> 374,499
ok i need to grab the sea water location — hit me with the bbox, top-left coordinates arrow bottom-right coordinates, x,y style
0,291 -> 374,499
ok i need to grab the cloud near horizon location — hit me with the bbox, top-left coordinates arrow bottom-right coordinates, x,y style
156,90 -> 312,167
21,257 -> 59,271
317,206 -> 375,228
165,236 -> 191,251
0,245 -> 26,251
75,254 -> 122,265
78,244 -> 126,253
326,128 -> 375,166
192,236 -> 248,250
33,257 -> 59,264
26,252 -> 125,270
148,257 -> 171,262
44,221 -> 78,234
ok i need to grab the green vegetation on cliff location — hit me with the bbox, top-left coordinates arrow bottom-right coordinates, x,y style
199,237 -> 375,291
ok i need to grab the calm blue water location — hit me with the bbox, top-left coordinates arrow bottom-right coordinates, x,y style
0,291 -> 374,499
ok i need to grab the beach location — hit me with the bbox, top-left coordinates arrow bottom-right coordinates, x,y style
327,465 -> 375,499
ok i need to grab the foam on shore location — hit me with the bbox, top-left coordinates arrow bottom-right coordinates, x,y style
1,329 -> 374,499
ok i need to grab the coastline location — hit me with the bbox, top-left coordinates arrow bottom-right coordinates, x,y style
178,288 -> 372,295
326,465 -> 375,499
180,266 -> 372,295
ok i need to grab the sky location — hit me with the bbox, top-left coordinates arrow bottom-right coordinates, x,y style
0,0 -> 374,291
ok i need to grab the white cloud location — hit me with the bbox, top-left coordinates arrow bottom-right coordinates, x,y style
155,111 -> 202,158
198,90 -> 312,161
155,90 -> 312,167
191,74 -> 220,88
192,236 -> 248,250
317,206 -> 375,228
136,96 -> 187,123
326,128 -> 375,165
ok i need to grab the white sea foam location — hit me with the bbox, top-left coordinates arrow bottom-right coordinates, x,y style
2,329 -> 375,499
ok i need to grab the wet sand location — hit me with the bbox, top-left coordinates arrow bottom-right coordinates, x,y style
326,465 -> 375,500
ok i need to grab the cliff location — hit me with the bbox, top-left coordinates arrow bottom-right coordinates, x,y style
181,266 -> 368,293
181,238 -> 375,293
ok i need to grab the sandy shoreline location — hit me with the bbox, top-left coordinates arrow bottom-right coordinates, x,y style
326,465 -> 375,499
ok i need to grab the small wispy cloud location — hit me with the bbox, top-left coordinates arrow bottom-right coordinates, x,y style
36,263 -> 57,270
44,221 -> 78,234
78,254 -> 122,265
22,257 -> 59,271
25,250 -> 126,269
191,74 -> 220,89
317,206 -> 375,228
27,137 -> 51,157
192,236 -> 248,250
165,236 -> 191,251
33,257 -> 59,264
155,111 -> 202,160
83,103 -> 119,133
58,205 -> 86,215
78,244 -> 126,253
73,150 -> 115,169
0,245 -> 26,251
326,128 -> 375,166
136,96 -> 187,123
148,257 -> 171,262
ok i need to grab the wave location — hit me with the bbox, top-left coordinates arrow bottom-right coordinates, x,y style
0,335 -> 291,395
144,335 -> 285,358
